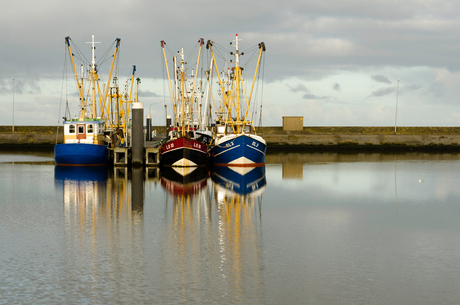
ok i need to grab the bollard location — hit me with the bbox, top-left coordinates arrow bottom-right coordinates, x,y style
146,115 -> 152,141
132,102 -> 144,166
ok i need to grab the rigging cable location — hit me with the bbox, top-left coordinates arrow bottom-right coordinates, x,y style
96,39 -> 117,69
259,51 -> 265,128
57,42 -> 67,144
162,41 -> 167,126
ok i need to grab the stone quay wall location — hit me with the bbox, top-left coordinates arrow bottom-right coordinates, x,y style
2,126 -> 460,151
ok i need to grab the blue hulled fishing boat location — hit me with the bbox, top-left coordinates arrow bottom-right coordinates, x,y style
207,35 -> 267,166
55,35 -> 122,166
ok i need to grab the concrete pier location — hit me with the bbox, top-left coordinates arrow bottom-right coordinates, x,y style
114,147 -> 129,166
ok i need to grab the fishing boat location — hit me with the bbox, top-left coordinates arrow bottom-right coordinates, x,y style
207,34 -> 267,167
159,39 -> 212,167
55,35 -> 133,166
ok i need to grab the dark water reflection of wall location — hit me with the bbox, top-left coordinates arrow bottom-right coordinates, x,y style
267,152 -> 460,179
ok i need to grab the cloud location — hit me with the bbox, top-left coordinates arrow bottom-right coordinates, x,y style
302,93 -> 329,100
285,83 -> 330,99
371,75 -> 392,84
286,83 -> 308,93
0,78 -> 41,95
3,0 -> 460,126
370,87 -> 395,97
138,90 -> 160,98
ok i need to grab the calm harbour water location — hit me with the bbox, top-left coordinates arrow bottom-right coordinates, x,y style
1,150 -> 460,304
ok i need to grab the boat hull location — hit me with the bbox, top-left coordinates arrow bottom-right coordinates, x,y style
54,143 -> 109,166
210,134 -> 266,166
160,137 -> 207,167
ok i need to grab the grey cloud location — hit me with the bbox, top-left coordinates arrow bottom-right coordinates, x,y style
285,83 -> 330,99
0,78 -> 40,95
332,83 -> 341,91
302,93 -> 329,100
370,87 -> 395,97
2,0 -> 460,86
286,83 -> 308,93
405,84 -> 422,91
429,82 -> 445,97
138,90 -> 160,98
371,75 -> 392,84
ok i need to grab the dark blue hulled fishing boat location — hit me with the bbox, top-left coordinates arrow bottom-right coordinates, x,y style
55,35 -> 121,166
207,35 -> 267,167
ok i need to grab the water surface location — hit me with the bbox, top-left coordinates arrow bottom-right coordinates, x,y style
1,152 -> 460,304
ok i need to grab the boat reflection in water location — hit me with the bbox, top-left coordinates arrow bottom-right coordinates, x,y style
54,164 -> 266,302
211,166 -> 266,196
54,166 -> 110,222
54,165 -> 145,288
159,166 -> 266,302
160,166 -> 208,196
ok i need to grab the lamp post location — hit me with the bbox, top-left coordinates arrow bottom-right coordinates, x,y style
12,78 -> 14,132
394,79 -> 400,134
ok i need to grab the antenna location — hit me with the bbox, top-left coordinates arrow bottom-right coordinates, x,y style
86,35 -> 101,71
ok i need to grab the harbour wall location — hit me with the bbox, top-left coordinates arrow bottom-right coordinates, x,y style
0,126 -> 62,146
2,126 -> 460,151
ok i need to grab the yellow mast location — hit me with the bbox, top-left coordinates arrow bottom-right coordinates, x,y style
207,36 -> 266,135
206,40 -> 229,122
100,38 -> 121,120
161,40 -> 178,125
91,71 -> 97,118
65,37 -> 85,116
243,42 -> 265,124
180,69 -> 186,137
188,38 -> 205,129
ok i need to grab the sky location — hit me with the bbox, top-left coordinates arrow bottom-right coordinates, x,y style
1,0 -> 460,127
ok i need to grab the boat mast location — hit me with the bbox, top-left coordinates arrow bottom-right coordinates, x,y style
202,59 -> 213,128
190,39 -> 204,126
65,37 -> 85,118
100,38 -> 121,121
87,35 -> 100,119
234,34 -> 242,133
243,42 -> 266,128
206,40 -> 229,124
161,40 -> 178,125
179,48 -> 186,137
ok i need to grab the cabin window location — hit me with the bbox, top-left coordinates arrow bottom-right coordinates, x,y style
243,125 -> 250,133
217,126 -> 225,134
69,125 -> 75,134
78,125 -> 85,134
87,124 -> 93,133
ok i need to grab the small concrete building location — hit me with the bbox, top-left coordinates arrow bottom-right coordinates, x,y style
283,116 -> 303,131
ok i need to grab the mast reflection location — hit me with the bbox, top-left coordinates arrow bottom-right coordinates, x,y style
54,166 -> 144,268
158,166 -> 265,300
